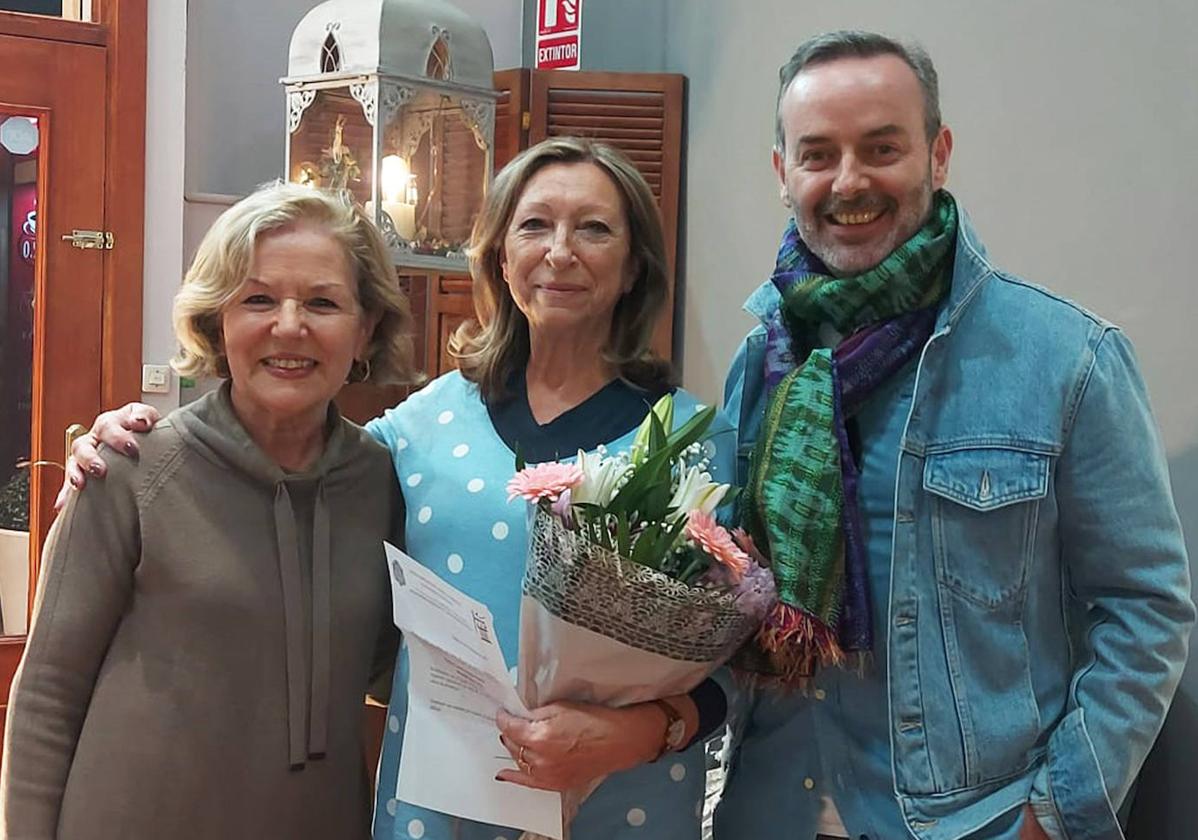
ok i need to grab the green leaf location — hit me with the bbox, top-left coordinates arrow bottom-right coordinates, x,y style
648,407 -> 668,456
678,548 -> 711,584
630,394 -> 675,466
665,405 -> 716,455
616,511 -> 632,559
664,513 -> 690,552
630,522 -> 663,568
719,486 -> 741,510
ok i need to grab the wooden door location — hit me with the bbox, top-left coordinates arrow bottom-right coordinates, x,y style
0,13 -> 115,738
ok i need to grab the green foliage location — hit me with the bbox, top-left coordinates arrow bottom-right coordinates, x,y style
0,469 -> 29,532
606,404 -> 716,523
520,396 -> 731,583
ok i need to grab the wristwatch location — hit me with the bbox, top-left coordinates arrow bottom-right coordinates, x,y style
650,698 -> 687,761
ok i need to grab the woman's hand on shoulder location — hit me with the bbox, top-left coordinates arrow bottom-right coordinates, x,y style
55,403 -> 161,510
494,700 -> 667,792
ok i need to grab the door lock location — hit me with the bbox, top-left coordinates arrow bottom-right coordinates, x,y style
61,230 -> 113,250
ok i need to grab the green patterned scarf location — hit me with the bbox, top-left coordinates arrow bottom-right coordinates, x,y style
744,191 -> 958,679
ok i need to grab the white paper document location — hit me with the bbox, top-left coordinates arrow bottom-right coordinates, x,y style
385,542 -> 563,838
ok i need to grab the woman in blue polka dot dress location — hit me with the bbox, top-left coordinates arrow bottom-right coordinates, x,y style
368,138 -> 737,840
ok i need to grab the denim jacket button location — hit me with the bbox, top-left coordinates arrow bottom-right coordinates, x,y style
802,777 -> 815,790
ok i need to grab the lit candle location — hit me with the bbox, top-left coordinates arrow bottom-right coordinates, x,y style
366,154 -> 417,241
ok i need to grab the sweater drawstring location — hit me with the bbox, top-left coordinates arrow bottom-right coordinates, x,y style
273,481 -> 332,769
308,481 -> 331,759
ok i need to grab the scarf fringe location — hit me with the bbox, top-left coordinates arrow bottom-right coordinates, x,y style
755,601 -> 845,684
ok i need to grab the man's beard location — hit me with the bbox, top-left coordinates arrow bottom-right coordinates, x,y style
792,169 -> 934,277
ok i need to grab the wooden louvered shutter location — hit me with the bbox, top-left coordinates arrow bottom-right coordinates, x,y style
527,70 -> 685,360
493,68 -> 529,171
434,117 -> 488,247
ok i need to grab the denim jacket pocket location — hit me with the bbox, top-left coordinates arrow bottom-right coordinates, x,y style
923,447 -> 1050,609
921,446 -> 1050,786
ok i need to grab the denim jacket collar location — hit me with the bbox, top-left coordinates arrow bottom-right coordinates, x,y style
742,198 -> 995,331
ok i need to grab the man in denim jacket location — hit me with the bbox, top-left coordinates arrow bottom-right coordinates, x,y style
714,31 -> 1194,840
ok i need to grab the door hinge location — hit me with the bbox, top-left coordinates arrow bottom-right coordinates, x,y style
61,229 -> 114,250
522,110 -> 531,130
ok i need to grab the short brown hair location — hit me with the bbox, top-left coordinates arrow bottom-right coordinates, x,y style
775,30 -> 941,150
172,181 -> 418,385
451,137 -> 672,401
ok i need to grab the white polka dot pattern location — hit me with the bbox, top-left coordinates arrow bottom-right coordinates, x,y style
367,378 -> 728,839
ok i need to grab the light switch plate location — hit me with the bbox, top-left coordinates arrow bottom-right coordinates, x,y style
141,364 -> 171,394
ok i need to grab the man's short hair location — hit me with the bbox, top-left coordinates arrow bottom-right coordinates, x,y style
775,30 -> 942,150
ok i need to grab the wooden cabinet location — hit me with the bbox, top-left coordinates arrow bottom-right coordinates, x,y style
336,69 -> 686,426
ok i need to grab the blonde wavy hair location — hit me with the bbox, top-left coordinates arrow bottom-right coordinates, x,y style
450,137 -> 672,401
172,182 -> 418,385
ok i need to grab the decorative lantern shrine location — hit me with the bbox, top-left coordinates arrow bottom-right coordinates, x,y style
282,0 -> 497,272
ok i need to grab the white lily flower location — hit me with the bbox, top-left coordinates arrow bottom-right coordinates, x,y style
666,463 -> 730,522
572,449 -> 631,507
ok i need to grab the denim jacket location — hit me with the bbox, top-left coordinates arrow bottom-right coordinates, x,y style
722,205 -> 1194,839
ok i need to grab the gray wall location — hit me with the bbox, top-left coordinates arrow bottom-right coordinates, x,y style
185,0 -> 524,196
573,0 -> 1198,836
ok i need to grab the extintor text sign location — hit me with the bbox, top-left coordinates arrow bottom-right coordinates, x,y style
535,0 -> 582,70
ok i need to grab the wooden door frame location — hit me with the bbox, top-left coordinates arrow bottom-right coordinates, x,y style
0,0 -> 145,656
94,0 -> 147,407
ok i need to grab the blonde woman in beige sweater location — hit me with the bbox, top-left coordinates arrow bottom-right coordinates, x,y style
1,183 -> 416,839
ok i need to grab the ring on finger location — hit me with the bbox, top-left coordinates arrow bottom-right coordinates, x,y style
518,744 -> 533,775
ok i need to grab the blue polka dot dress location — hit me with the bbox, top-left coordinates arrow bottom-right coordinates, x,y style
367,372 -> 735,840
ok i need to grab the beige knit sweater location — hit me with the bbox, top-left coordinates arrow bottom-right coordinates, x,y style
1,384 -> 400,839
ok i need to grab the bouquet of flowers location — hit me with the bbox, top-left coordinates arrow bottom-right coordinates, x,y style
506,395 -> 776,839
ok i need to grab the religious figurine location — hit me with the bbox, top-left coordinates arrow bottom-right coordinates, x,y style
319,115 -> 360,190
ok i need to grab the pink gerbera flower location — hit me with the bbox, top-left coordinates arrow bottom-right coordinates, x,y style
686,511 -> 751,583
506,462 -> 585,503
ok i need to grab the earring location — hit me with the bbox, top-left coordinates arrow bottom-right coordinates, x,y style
348,358 -> 371,383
